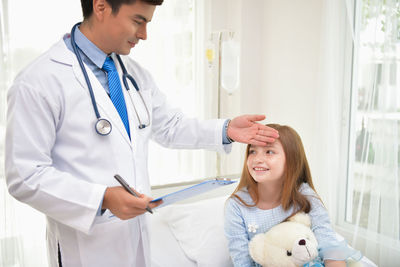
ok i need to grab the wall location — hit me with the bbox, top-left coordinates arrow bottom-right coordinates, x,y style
210,0 -> 324,180
261,0 -> 323,168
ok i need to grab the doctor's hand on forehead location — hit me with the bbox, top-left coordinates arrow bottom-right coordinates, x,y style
227,115 -> 279,146
102,187 -> 162,220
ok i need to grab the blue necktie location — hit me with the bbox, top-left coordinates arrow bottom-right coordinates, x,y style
102,57 -> 130,138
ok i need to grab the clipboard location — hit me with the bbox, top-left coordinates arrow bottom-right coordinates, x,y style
150,179 -> 236,209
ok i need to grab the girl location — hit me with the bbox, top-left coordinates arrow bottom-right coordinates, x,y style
224,124 -> 359,267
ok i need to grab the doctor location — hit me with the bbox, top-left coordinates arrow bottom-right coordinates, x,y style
5,0 -> 279,266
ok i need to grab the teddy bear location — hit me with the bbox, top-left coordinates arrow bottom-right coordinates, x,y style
249,212 -> 319,267
248,212 -> 363,267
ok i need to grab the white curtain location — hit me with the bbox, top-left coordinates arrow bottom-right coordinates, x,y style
348,0 -> 400,265
311,0 -> 351,220
0,0 -> 45,265
132,0 -> 217,185
313,0 -> 400,266
0,2 -> 81,266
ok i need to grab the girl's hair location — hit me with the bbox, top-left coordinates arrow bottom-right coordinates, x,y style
231,123 -> 317,214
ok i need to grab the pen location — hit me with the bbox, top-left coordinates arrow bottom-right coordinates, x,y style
114,174 -> 153,214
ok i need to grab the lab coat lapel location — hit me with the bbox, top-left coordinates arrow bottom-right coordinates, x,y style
50,38 -> 132,146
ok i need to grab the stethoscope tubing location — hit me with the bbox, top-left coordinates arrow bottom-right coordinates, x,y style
70,22 -> 150,135
116,55 -> 150,129
71,23 -> 102,121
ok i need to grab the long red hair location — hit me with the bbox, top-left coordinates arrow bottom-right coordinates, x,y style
231,124 -> 318,214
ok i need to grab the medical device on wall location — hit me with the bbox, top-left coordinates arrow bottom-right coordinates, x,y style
205,38 -> 216,68
71,23 -> 151,136
206,30 -> 240,177
220,33 -> 240,95
206,31 -> 241,95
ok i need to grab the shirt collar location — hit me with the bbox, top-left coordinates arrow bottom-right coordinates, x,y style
73,26 -> 108,69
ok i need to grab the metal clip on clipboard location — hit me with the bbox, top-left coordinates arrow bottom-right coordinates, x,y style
150,178 -> 236,209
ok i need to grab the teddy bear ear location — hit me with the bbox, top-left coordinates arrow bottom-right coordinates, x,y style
249,233 -> 266,265
287,212 -> 311,227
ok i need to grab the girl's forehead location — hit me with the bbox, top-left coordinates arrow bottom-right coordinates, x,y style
250,140 -> 282,149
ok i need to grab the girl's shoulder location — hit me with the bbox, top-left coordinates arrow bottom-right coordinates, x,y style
299,182 -> 317,197
226,187 -> 254,207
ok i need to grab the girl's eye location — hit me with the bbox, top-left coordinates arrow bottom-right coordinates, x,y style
249,150 -> 255,154
266,150 -> 274,155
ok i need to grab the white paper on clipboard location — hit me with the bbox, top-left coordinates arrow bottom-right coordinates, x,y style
150,179 -> 236,209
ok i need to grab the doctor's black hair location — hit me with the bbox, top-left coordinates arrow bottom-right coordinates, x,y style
81,0 -> 164,20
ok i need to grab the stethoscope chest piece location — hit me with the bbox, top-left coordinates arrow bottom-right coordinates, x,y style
95,118 -> 112,135
71,22 -> 150,136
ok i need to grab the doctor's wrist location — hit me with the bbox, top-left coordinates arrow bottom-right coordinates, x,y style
225,119 -> 235,143
223,119 -> 235,144
102,187 -> 111,210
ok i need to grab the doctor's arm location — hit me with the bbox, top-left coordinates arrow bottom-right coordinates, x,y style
149,81 -> 278,150
5,80 -> 105,234
150,85 -> 229,152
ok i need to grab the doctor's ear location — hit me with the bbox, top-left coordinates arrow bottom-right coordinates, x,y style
92,0 -> 110,20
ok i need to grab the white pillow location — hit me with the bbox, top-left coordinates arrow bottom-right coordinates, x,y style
163,196 -> 233,267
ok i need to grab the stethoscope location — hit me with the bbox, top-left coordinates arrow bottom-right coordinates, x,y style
71,22 -> 150,136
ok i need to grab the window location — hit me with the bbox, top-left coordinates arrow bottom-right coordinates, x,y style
345,0 -> 400,264
132,0 -> 216,185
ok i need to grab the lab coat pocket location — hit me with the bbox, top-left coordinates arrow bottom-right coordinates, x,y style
93,209 -> 118,225
77,218 -> 135,266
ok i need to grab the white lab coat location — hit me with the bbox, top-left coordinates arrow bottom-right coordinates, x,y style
5,36 -> 231,267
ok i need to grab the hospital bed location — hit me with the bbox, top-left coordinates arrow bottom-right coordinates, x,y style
149,177 -> 377,267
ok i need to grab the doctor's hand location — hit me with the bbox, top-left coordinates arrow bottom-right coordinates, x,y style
102,187 -> 163,220
227,115 -> 279,146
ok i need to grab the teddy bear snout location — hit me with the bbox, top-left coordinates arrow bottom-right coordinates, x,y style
298,239 -> 306,246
